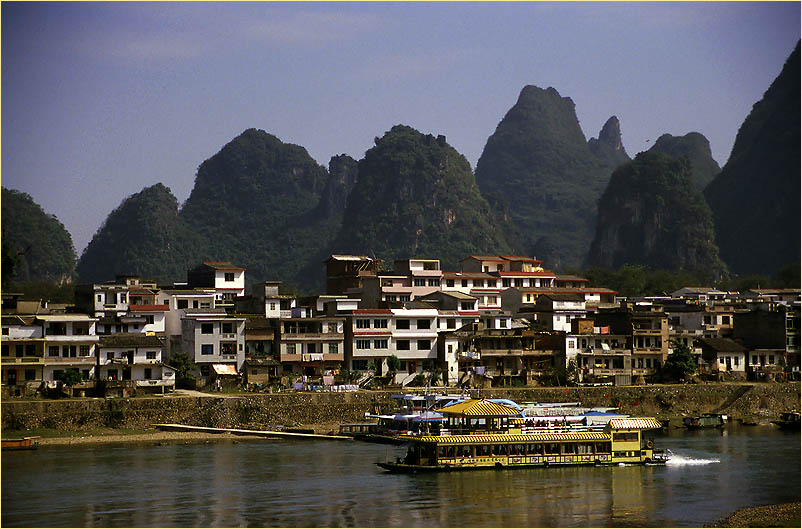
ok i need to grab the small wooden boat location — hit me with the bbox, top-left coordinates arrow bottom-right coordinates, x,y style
771,412 -> 800,430
1,436 -> 40,451
683,413 -> 726,429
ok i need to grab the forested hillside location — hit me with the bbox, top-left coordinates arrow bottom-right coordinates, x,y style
1,187 -> 76,286
704,42 -> 801,276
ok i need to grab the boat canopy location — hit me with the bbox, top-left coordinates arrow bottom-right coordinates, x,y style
434,399 -> 521,417
607,418 -> 662,430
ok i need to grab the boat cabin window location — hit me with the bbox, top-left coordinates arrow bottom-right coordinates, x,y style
527,443 -> 543,455
595,442 -> 611,453
613,432 -> 639,442
478,445 -> 491,457
544,443 -> 560,455
492,445 -> 506,456
460,445 -> 472,458
562,443 -> 577,454
577,443 -> 594,454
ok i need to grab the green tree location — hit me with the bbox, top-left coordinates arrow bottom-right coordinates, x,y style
386,355 -> 401,378
54,368 -> 83,386
168,352 -> 197,380
662,340 -> 698,382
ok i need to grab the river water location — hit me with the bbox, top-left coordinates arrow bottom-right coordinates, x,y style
2,424 -> 799,527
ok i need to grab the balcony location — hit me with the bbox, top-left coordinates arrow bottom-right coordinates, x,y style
282,333 -> 344,341
44,356 -> 96,365
1,356 -> 45,364
221,333 -> 237,340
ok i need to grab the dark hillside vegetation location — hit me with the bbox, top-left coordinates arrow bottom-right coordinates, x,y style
585,151 -> 727,281
704,42 -> 800,277
330,125 -> 512,271
1,187 -> 76,286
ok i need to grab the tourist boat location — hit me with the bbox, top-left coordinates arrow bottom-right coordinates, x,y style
1,436 -> 40,451
682,413 -> 726,429
377,399 -> 668,472
771,411 -> 801,430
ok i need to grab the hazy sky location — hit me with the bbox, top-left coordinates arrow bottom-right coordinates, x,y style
2,2 -> 799,255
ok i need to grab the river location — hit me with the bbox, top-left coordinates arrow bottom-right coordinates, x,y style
2,424 -> 799,527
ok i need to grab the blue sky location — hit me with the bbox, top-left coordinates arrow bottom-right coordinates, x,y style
2,2 -> 799,255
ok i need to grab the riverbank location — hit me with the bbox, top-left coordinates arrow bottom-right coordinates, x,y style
2,382 -> 799,433
713,501 -> 800,527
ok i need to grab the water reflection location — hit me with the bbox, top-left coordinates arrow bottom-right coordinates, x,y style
2,426 -> 799,527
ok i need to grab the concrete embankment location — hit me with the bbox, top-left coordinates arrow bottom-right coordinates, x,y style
2,383 -> 799,431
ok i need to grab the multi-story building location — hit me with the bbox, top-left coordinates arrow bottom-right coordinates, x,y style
187,261 -> 246,310
39,313 -> 100,382
325,254 -> 381,296
532,293 -> 587,332
181,308 -> 246,377
97,334 -> 175,392
278,314 -> 345,378
568,318 -> 632,386
1,314 -> 45,394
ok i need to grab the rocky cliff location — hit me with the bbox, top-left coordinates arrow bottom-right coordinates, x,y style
648,132 -> 721,191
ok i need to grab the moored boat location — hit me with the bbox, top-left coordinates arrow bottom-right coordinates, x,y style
771,411 -> 800,430
682,413 -> 726,429
1,436 -> 40,451
377,399 -> 667,472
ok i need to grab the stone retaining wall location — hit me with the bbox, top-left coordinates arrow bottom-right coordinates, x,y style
2,383 -> 798,431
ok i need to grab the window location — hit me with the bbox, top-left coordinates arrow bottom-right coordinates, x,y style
399,295 -> 410,302
106,352 -> 114,360
487,280 -> 496,287
201,344 -> 214,355
177,299 -> 189,309
414,278 -> 426,287
374,339 -> 388,349
752,355 -> 758,364
428,279 -> 440,287
200,365 -> 210,377
353,359 -> 368,371
287,344 -> 296,354
417,339 -> 431,350
97,294 -> 103,302
487,296 -> 497,304
396,319 -> 410,330
328,322 -> 339,333
447,319 -> 456,329
703,315 -> 712,325
502,279 -> 510,287
144,368 -> 152,380
385,295 -> 397,302
356,319 -> 371,329
417,319 -> 431,330
1,328 -> 7,336
515,279 -> 523,287
356,340 -> 371,349
396,340 -> 410,350
329,343 -> 339,355
147,351 -> 157,360
446,279 -> 455,288
269,303 -> 276,311
373,319 -> 388,328
734,356 -> 739,366
722,316 -> 731,325
201,323 -> 214,334
499,319 -> 507,328
144,315 -> 154,325
475,279 -> 484,287
119,293 -> 126,304
224,272 -> 235,282
79,345 -> 90,357
461,280 -> 468,287
460,302 -> 474,311
769,355 -> 775,364
0,345 -> 7,357
222,322 -> 234,334
25,369 -> 36,381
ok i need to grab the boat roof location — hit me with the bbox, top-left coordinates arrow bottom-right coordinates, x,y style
434,399 -> 522,417
608,418 -> 663,430
400,432 -> 611,443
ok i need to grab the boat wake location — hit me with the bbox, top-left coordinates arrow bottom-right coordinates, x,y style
666,452 -> 720,466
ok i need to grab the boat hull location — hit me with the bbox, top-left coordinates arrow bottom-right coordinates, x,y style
1,438 -> 39,451
377,458 -> 664,473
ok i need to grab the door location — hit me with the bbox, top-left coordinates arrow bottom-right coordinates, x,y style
123,368 -> 131,380
8,369 -> 17,385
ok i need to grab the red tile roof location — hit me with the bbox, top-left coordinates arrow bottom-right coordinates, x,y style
127,304 -> 169,312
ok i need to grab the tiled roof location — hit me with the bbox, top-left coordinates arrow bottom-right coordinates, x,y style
435,399 -> 520,416
608,418 -> 663,430
201,261 -> 245,271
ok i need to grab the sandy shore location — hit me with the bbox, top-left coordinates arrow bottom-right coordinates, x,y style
36,422 -> 344,446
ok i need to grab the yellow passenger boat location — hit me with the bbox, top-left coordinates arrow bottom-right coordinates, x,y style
377,399 -> 668,472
